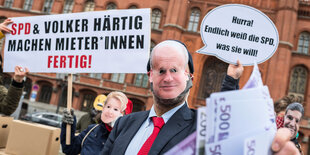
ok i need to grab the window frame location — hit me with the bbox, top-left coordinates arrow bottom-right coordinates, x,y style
151,9 -> 162,30
111,73 -> 126,83
187,7 -> 201,32
63,0 -> 74,13
23,0 -> 33,11
297,32 -> 310,54
42,0 -> 54,13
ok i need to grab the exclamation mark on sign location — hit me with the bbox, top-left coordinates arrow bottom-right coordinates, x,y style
254,50 -> 258,57
88,55 -> 92,68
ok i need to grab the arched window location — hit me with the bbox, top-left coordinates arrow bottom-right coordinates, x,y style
198,57 -> 228,98
130,98 -> 145,112
23,0 -> 33,11
84,0 -> 95,12
63,0 -> 74,13
297,32 -> 310,54
187,8 -> 201,32
106,2 -> 117,10
42,0 -> 54,13
4,0 -> 14,8
59,87 -> 74,107
80,93 -> 96,111
38,84 -> 52,103
289,66 -> 308,101
111,73 -> 126,83
151,9 -> 161,30
134,74 -> 148,88
129,5 -> 137,9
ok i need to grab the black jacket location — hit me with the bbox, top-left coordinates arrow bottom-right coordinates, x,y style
101,103 -> 196,155
61,120 -> 110,155
102,74 -> 239,154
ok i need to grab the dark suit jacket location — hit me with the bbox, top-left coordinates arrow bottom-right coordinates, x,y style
101,103 -> 197,155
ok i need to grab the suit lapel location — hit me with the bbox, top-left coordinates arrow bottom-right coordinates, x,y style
117,111 -> 149,154
149,104 -> 193,154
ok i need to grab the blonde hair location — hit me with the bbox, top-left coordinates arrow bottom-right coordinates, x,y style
105,91 -> 128,112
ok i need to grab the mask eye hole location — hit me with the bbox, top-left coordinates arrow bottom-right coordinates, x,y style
170,68 -> 177,73
159,69 -> 166,74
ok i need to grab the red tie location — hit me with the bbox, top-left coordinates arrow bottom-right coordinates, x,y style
138,117 -> 165,155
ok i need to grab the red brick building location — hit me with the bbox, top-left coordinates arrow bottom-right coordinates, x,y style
0,0 -> 310,153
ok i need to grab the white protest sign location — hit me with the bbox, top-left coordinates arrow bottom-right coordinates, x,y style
4,9 -> 150,73
197,4 -> 279,66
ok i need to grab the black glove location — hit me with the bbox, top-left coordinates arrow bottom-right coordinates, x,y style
62,108 -> 74,125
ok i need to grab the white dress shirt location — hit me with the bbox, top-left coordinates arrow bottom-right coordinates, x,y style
125,102 -> 185,155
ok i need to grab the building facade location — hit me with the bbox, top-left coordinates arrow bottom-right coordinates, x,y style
0,0 -> 310,153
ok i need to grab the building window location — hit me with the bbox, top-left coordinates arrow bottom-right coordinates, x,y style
56,73 -> 77,81
289,66 -> 308,101
187,8 -> 201,32
23,0 -> 33,11
42,0 -> 54,13
84,0 -> 95,12
130,98 -> 145,112
4,0 -> 14,8
106,2 -> 117,10
198,57 -> 228,98
81,93 -> 96,112
111,73 -> 125,83
151,9 -> 161,30
129,5 -> 137,9
59,87 -> 74,107
63,0 -> 74,13
38,85 -> 52,103
134,74 -> 148,88
89,73 -> 102,79
297,32 -> 310,54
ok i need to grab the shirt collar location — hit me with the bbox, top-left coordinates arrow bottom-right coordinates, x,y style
147,102 -> 185,125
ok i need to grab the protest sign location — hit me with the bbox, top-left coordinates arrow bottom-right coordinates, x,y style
197,4 -> 279,66
3,9 -> 150,73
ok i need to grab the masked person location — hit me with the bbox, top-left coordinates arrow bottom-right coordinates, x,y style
284,102 -> 304,154
60,91 -> 129,155
0,18 -> 29,115
76,94 -> 107,133
102,40 -> 300,155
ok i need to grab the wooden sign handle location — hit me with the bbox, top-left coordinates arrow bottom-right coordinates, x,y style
66,74 -> 73,145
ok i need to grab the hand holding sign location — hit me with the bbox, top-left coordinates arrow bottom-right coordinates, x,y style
197,4 -> 279,66
4,9 -> 150,73
227,60 -> 244,79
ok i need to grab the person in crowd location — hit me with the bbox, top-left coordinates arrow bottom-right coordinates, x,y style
274,96 -> 294,129
101,40 -> 300,155
0,18 -> 29,115
60,91 -> 130,155
283,102 -> 304,154
76,94 -> 107,133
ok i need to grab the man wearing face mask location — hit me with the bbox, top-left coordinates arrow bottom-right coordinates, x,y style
283,102 -> 304,154
60,91 -> 130,155
102,40 -> 300,155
